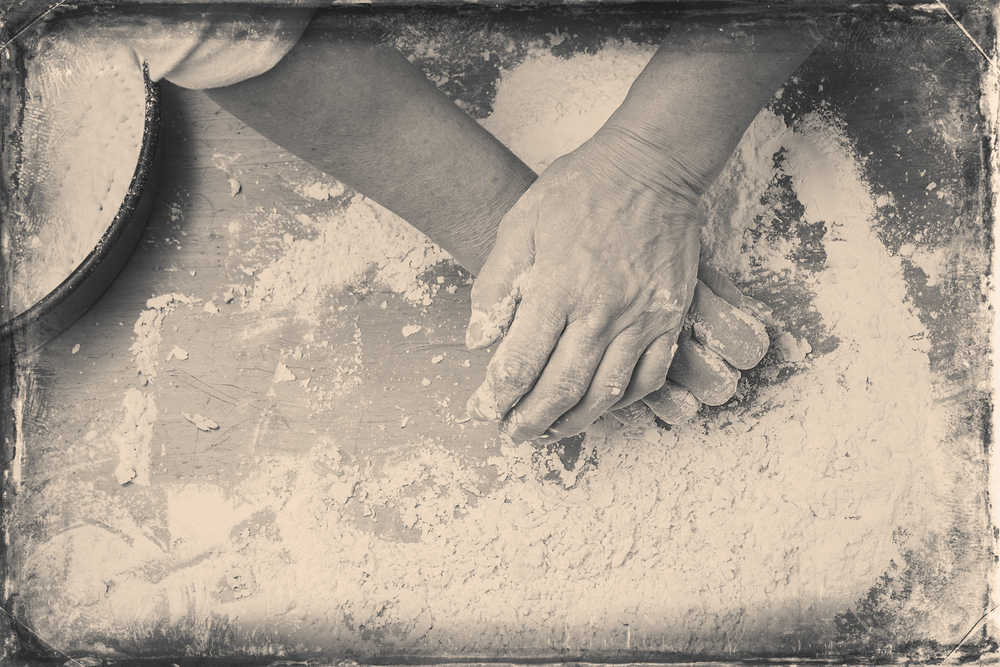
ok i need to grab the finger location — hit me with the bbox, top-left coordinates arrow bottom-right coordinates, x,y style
539,328 -> 648,439
498,318 -> 610,442
610,333 -> 676,409
466,224 -> 534,350
642,379 -> 700,424
466,291 -> 568,423
667,338 -> 740,406
698,262 -> 776,324
608,401 -> 656,427
690,281 -> 769,370
697,262 -> 744,308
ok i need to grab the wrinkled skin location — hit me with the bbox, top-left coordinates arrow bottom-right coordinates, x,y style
465,133 -> 704,443
461,21 -> 822,442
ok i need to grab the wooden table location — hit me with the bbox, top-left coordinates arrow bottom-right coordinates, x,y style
1,4 -> 996,664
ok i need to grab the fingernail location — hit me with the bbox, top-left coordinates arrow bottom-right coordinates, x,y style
466,319 -> 484,349
466,310 -> 493,349
467,386 -> 501,422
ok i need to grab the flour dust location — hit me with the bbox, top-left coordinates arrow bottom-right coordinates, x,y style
10,36 -> 988,657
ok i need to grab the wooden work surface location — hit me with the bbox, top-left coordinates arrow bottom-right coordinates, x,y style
1,4 -> 996,664
21,85 -> 498,459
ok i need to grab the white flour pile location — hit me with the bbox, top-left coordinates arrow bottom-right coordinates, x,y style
232,194 -> 452,323
6,25 -> 145,314
12,37 -> 985,656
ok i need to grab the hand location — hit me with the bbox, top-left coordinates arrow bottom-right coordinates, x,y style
464,132 -> 701,443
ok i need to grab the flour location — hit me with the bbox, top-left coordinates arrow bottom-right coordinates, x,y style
10,35 -> 987,657
479,40 -> 656,171
773,331 -> 812,363
7,24 -> 145,314
233,194 -> 451,322
113,387 -> 156,486
130,293 -> 196,385
272,362 -> 296,383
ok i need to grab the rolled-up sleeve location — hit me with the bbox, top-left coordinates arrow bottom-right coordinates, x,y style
132,5 -> 315,90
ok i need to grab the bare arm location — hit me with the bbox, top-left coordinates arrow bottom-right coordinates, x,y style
205,22 -> 534,274
204,19 -> 808,436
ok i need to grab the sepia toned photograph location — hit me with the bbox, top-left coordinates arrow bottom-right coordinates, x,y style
0,0 -> 996,663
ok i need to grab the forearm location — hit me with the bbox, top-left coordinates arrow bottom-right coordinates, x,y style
593,19 -> 821,200
205,22 -> 536,274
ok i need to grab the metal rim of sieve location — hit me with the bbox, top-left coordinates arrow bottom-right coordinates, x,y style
0,61 -> 161,352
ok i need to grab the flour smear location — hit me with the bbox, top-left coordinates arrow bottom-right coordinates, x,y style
12,37 -> 987,657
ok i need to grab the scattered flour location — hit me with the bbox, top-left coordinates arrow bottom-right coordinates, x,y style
479,40 -> 656,171
130,293 -> 196,385
182,412 -> 219,432
234,194 -> 451,322
10,36 -> 986,658
773,331 -> 811,363
296,179 -> 346,201
113,388 -> 156,486
272,362 -> 296,383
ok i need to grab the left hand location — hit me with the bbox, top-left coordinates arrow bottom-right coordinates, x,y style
464,131 -> 701,443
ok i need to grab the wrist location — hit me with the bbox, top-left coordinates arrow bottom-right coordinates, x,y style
581,124 -> 708,207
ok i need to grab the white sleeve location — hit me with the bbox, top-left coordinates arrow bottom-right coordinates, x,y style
131,6 -> 315,90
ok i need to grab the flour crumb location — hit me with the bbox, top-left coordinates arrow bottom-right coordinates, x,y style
146,293 -> 193,310
431,354 -> 445,364
182,412 -> 219,431
273,362 -> 296,383
203,301 -> 219,315
228,177 -> 241,197
71,343 -> 80,354
773,332 -> 812,363
166,346 -> 188,362
298,180 -> 346,201
402,325 -> 422,338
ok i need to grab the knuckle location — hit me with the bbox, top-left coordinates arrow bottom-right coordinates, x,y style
644,339 -> 676,376
542,376 -> 589,412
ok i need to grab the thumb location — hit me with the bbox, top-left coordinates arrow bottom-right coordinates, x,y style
466,220 -> 534,350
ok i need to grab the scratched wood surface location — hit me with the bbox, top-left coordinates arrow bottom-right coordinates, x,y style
16,80 -> 502,472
